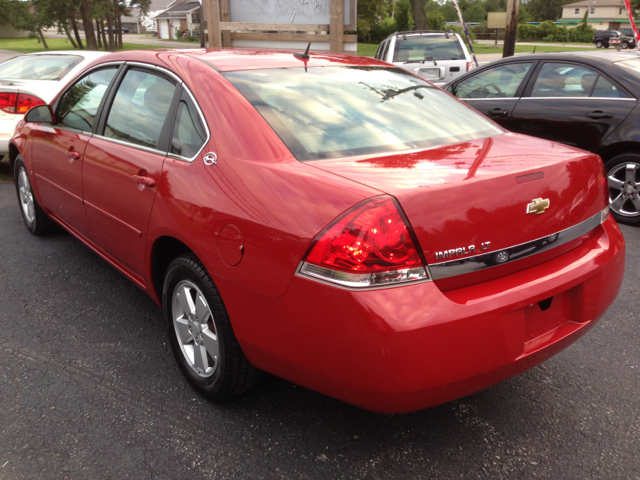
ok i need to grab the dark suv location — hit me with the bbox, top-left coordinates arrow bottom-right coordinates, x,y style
592,30 -> 636,49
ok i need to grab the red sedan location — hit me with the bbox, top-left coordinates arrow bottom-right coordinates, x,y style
8,49 -> 625,413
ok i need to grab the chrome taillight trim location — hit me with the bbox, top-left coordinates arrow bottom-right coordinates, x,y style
297,262 -> 431,290
428,210 -> 604,280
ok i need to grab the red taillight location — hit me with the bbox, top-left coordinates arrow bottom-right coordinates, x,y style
16,94 -> 45,114
467,62 -> 472,72
0,92 -> 18,113
300,197 -> 428,288
0,92 -> 45,115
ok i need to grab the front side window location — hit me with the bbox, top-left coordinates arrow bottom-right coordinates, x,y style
393,35 -> 465,62
58,67 -> 118,131
104,69 -> 176,149
0,55 -> 82,81
170,96 -> 207,158
225,66 -> 503,161
453,62 -> 533,98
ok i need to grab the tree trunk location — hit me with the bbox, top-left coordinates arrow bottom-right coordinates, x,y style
95,19 -> 103,48
64,23 -> 78,49
79,0 -> 99,50
105,11 -> 115,50
114,0 -> 123,49
409,0 -> 428,30
71,17 -> 84,49
100,19 -> 109,50
38,29 -> 49,49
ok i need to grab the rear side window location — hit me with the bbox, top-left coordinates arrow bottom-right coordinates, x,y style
393,35 -> 465,62
104,69 -> 176,150
454,63 -> 533,98
170,96 -> 207,158
225,66 -> 502,161
58,67 -> 118,131
0,55 -> 82,81
531,63 -> 630,98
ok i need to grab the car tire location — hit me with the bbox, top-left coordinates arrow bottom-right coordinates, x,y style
13,156 -> 56,235
622,41 -> 629,49
605,153 -> 640,226
596,40 -> 603,48
604,44 -> 610,48
163,253 -> 262,400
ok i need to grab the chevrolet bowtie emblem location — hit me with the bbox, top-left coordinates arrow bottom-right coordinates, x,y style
527,197 -> 550,215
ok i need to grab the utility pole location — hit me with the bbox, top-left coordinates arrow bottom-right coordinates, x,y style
503,0 -> 520,57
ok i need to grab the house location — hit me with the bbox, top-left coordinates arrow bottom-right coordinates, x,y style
139,0 -> 177,34
155,1 -> 201,39
559,0 -> 632,31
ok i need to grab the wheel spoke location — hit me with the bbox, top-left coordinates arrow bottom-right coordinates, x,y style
631,196 -> 640,213
607,175 -> 624,191
176,285 -> 195,316
610,193 -> 626,212
201,330 -> 218,361
174,317 -> 192,344
626,164 -> 637,184
193,344 -> 208,372
195,294 -> 210,324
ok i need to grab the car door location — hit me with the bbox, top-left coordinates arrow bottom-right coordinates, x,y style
446,61 -> 536,130
31,65 -> 120,236
509,62 -> 637,152
82,66 -> 179,280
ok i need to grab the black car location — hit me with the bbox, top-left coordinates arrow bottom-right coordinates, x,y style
444,51 -> 640,225
592,30 -> 636,49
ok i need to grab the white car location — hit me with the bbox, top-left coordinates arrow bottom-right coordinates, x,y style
374,30 -> 473,86
0,51 -> 110,156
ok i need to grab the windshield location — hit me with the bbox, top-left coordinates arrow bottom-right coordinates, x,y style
393,35 -> 465,62
0,55 -> 82,81
225,66 -> 502,161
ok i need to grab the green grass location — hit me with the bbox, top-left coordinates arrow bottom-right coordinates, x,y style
357,43 -> 379,57
0,37 -> 166,53
357,41 -> 592,57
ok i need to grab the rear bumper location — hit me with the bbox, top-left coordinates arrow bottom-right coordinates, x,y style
221,216 -> 625,413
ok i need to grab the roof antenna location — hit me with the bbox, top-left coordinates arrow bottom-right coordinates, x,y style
294,42 -> 311,60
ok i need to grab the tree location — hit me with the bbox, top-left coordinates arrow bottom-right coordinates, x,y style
409,0 -> 429,30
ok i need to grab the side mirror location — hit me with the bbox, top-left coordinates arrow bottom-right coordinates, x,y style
24,105 -> 54,124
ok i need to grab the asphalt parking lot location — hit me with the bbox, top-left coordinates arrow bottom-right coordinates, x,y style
0,173 -> 639,479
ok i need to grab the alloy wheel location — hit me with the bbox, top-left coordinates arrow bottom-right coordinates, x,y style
171,280 -> 219,378
18,167 -> 35,224
608,162 -> 640,217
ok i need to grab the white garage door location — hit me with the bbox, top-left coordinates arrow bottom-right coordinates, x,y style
159,21 -> 169,39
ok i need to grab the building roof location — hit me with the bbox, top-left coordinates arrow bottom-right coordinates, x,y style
156,2 -> 200,18
563,0 -> 624,8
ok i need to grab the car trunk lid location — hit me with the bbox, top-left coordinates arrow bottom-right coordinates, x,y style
309,133 -> 606,290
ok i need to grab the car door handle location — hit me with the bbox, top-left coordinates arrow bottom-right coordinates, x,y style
65,150 -> 81,161
586,111 -> 613,119
488,107 -> 508,117
133,175 -> 156,187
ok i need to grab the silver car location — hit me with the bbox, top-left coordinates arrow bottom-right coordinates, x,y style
374,30 -> 473,86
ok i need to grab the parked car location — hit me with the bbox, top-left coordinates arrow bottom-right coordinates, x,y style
592,30 -> 636,49
444,51 -> 640,226
9,49 -> 624,413
374,30 -> 473,86
103,27 -> 130,34
0,51 -> 109,157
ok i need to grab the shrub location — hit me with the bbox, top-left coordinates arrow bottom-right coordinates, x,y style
517,24 -> 541,41
538,20 -> 557,38
542,34 -> 554,42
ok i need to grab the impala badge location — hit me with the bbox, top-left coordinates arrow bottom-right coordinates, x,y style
527,197 -> 550,215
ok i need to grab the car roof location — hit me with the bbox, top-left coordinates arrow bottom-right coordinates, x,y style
23,50 -> 111,60
490,50 -> 640,65
101,48 -> 390,72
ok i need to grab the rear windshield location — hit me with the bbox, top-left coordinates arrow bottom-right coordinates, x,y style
225,66 -> 502,161
0,55 -> 82,81
393,35 -> 465,62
